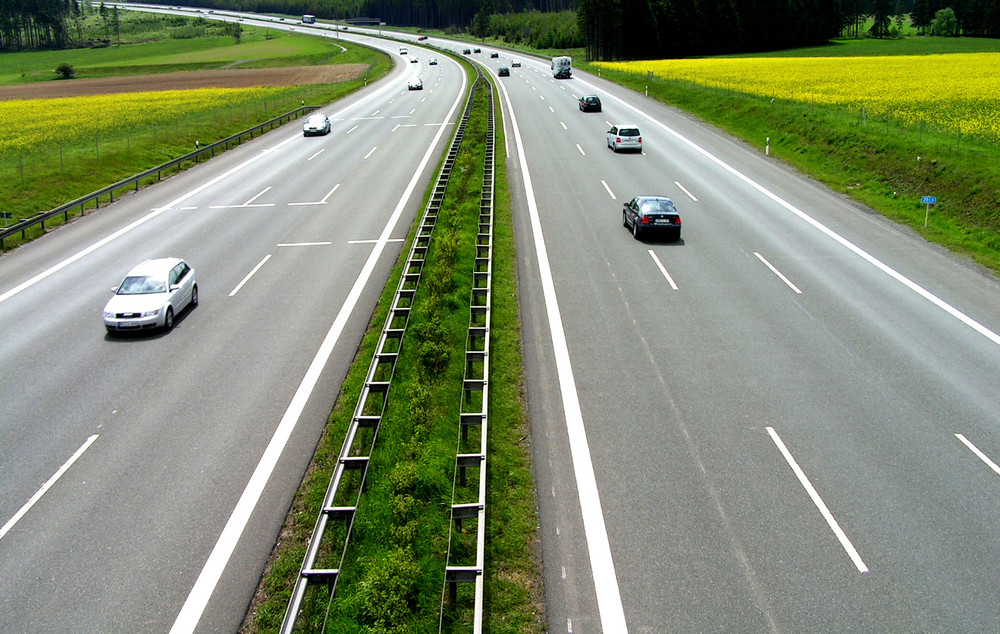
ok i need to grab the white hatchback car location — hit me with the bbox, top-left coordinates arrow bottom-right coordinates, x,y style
104,258 -> 197,333
607,125 -> 642,153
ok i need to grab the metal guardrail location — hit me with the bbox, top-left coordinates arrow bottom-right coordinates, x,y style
279,70 -> 486,634
0,106 -> 318,248
439,73 -> 495,632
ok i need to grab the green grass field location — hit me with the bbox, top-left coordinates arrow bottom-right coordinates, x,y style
0,15 -> 391,248
579,35 -> 1000,274
0,23 -> 349,83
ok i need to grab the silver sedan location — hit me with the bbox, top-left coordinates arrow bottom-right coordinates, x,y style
103,258 -> 198,333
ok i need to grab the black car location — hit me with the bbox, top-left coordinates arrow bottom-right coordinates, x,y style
623,196 -> 682,241
579,95 -> 602,112
498,66 -> 510,77
490,51 -> 499,58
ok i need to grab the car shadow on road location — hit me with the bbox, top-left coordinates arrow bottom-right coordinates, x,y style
103,304 -> 197,341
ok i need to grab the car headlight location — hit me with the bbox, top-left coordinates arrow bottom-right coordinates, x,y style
142,309 -> 160,317
103,311 -> 115,319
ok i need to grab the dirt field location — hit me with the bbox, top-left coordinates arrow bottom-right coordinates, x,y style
0,65 -> 367,100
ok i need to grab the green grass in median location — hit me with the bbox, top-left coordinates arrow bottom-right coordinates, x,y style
242,71 -> 542,633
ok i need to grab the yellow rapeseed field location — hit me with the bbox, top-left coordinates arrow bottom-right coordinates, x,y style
0,86 -> 288,159
598,53 -> 1000,141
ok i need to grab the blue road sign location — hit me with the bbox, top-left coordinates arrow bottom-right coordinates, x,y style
921,196 -> 937,204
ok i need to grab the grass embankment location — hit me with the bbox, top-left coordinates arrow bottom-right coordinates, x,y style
242,71 -> 541,633
582,36 -> 1000,273
0,16 -> 390,249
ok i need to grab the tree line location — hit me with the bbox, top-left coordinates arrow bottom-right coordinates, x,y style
5,0 -> 999,55
0,0 -> 126,51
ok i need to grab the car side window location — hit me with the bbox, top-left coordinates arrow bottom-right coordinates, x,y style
610,126 -> 618,134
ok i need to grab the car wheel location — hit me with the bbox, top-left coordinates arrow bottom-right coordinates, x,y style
612,142 -> 618,153
190,284 -> 199,307
164,306 -> 174,331
632,220 -> 642,240
623,211 -> 629,228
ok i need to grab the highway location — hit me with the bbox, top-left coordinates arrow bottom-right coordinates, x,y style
0,30 -> 466,632
486,51 -> 1000,632
2,13 -> 1000,634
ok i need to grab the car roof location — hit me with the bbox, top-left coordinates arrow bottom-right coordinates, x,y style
125,257 -> 183,276
635,196 -> 675,205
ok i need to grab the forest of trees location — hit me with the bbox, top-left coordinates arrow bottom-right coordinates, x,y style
3,0 -> 999,55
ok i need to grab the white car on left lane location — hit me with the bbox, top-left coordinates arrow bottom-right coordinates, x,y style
103,258 -> 197,333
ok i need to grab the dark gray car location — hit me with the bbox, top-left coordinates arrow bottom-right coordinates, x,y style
623,196 -> 681,241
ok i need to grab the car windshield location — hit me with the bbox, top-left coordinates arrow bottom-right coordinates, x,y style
118,275 -> 166,294
640,200 -> 675,214
620,128 -> 640,136
585,97 -> 598,103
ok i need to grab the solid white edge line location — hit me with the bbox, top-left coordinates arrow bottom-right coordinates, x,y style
493,60 -> 629,632
766,427 -> 870,573
601,180 -> 616,200
168,65 -> 468,634
0,434 -> 99,541
648,250 -> 679,291
754,252 -> 802,294
229,254 -> 271,297
674,181 -> 698,202
580,78 -> 1000,348
955,434 -> 1000,476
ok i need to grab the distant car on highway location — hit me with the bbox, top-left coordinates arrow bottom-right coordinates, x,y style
511,60 -> 521,67
473,47 -> 481,53
410,56 -> 418,63
622,196 -> 681,241
408,79 -> 423,90
579,95 -> 602,112
429,57 -> 438,65
490,51 -> 499,58
418,35 -> 428,40
104,258 -> 198,333
463,48 -> 471,54
607,124 -> 642,152
498,66 -> 510,77
302,113 -> 331,136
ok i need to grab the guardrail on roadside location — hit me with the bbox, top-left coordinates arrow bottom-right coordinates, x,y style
279,70 -> 486,634
439,71 -> 495,632
0,106 -> 318,249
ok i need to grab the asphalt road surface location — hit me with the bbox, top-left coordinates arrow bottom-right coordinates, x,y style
3,13 -> 1000,634
485,51 -> 1000,633
0,30 -> 466,632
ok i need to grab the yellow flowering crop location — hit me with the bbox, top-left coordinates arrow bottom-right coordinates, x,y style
598,53 -> 1000,141
0,86 -> 287,159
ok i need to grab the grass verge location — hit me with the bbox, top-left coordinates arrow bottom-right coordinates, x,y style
241,67 -> 542,633
0,41 -> 391,250
577,37 -> 1000,274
